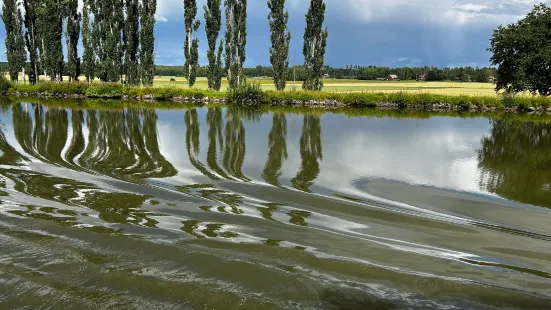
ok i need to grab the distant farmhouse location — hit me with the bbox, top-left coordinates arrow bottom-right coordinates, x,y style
386,74 -> 400,81
418,73 -> 428,81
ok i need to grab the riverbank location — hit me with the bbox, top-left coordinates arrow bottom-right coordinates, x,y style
4,82 -> 551,113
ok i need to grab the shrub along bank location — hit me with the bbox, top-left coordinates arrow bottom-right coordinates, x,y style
2,79 -> 551,112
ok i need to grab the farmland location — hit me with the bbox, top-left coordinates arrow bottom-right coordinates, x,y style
153,76 -> 500,96
3,73 -> 514,97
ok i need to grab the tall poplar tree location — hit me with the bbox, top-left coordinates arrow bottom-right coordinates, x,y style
224,0 -> 247,89
65,0 -> 81,82
2,0 -> 27,82
82,0 -> 95,82
91,0 -> 123,82
113,0 -> 124,82
141,0 -> 157,85
23,0 -> 40,84
183,0 -> 200,87
204,0 -> 223,90
91,0 -> 107,81
268,0 -> 291,91
302,0 -> 328,91
39,0 -> 65,81
102,0 -> 124,82
124,0 -> 140,85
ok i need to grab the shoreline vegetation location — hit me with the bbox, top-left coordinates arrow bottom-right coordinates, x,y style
5,97 -> 551,126
2,81 -> 551,113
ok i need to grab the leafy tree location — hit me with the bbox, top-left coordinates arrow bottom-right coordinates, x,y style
2,0 -> 27,82
91,0 -> 124,83
426,69 -> 444,81
268,0 -> 291,90
141,0 -> 157,85
113,0 -> 124,82
22,0 -> 40,84
204,0 -> 224,90
225,0 -> 247,89
65,0 -> 81,82
473,68 -> 491,83
91,0 -> 107,81
82,0 -> 95,83
184,0 -> 200,87
38,0 -> 65,81
302,0 -> 328,91
124,0 -> 140,85
489,3 -> 551,96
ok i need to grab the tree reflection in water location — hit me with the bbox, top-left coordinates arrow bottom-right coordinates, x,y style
478,119 -> 551,209
262,113 -> 288,187
292,115 -> 323,192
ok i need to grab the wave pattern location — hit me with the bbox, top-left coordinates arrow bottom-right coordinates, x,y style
0,102 -> 550,309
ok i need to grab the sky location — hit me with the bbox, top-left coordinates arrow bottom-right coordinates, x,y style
0,0 -> 549,67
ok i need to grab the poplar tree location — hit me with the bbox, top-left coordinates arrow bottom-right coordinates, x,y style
91,0 -> 123,82
39,0 -> 65,81
91,0 -> 107,81
124,0 -> 140,85
114,0 -> 124,82
82,0 -> 95,82
268,0 -> 291,91
23,0 -> 40,84
65,0 -> 81,82
225,0 -> 247,89
141,0 -> 157,85
204,0 -> 223,90
103,0 -> 124,82
302,0 -> 328,91
2,0 -> 27,82
183,0 -> 200,87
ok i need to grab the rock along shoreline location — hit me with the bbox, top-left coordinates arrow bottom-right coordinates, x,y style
7,91 -> 551,114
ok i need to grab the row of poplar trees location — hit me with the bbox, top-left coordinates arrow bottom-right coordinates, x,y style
1,0 -> 157,85
186,0 -> 328,91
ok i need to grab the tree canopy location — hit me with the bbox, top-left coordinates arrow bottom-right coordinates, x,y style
489,3 -> 551,96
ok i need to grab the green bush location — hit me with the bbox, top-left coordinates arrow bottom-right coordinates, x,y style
0,75 -> 12,94
228,83 -> 267,106
386,92 -> 409,108
501,93 -> 516,108
85,83 -> 125,98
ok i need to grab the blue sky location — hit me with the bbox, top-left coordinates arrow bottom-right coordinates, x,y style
1,0 -> 548,67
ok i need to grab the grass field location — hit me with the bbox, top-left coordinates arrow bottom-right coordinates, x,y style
153,76 -> 501,96
6,73 -> 503,96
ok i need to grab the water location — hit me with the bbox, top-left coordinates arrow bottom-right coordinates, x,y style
0,101 -> 550,309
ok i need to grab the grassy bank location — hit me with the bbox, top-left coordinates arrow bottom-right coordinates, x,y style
2,80 -> 551,111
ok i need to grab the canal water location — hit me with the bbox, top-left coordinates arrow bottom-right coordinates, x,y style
0,101 -> 550,309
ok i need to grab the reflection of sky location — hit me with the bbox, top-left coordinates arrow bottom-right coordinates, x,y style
155,109 -> 493,196
1,107 -> 494,196
312,115 -> 492,195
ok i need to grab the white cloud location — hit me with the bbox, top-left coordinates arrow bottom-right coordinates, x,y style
328,0 -> 545,26
155,14 -> 168,23
457,3 -> 489,12
156,0 -> 547,27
